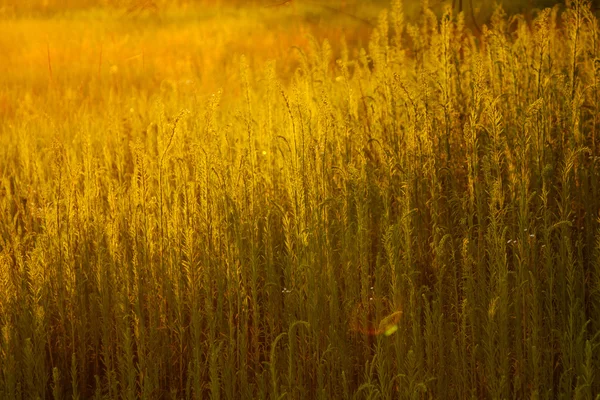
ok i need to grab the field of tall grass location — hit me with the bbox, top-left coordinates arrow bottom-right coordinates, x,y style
1,0 -> 600,398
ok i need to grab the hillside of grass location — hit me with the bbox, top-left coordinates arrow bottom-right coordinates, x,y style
1,0 -> 599,399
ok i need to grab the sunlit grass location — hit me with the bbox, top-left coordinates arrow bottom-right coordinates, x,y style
1,0 -> 599,398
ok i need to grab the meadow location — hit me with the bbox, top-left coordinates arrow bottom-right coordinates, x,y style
1,0 -> 599,398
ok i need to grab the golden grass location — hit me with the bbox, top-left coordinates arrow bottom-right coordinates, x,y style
1,0 -> 599,398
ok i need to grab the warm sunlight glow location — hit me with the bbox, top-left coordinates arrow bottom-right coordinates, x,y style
1,0 -> 598,398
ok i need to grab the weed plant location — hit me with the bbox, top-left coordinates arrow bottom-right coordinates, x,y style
1,0 -> 600,398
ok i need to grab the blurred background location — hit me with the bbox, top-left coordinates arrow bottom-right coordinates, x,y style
0,0 -> 596,123
0,0 -> 580,20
